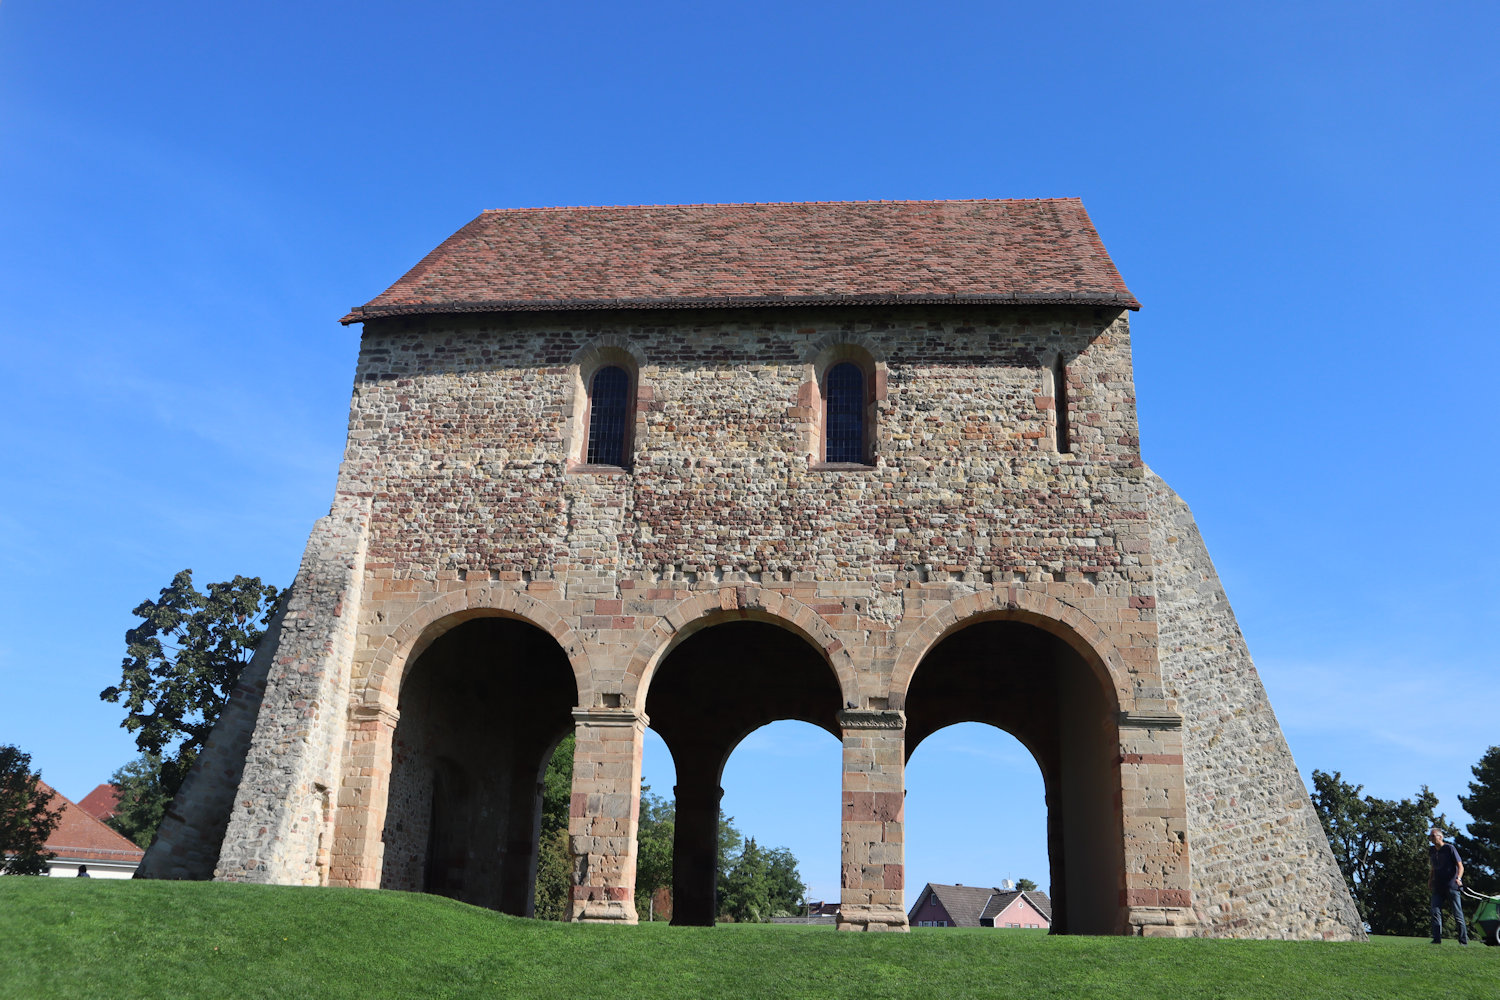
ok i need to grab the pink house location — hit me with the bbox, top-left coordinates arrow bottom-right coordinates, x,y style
909,882 -> 1052,929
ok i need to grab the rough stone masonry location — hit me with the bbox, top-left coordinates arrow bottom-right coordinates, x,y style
141,199 -> 1363,938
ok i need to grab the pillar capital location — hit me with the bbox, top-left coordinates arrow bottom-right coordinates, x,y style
837,708 -> 906,732
572,706 -> 650,730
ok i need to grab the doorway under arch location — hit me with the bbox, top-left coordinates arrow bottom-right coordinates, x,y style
378,615 -> 577,914
903,617 -> 1124,934
643,618 -> 844,926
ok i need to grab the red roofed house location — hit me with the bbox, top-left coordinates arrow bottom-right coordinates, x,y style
77,783 -> 122,822
38,783 -> 143,878
909,882 -> 1052,929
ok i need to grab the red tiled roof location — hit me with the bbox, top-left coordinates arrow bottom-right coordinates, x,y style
38,783 -> 144,865
341,199 -> 1138,324
77,783 -> 121,822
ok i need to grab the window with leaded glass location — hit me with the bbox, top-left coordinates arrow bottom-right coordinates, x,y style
586,365 -> 630,466
824,362 -> 865,464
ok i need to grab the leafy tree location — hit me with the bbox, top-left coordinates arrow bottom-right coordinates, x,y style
104,754 -> 172,849
718,836 -> 806,922
1457,745 -> 1500,887
720,836 -> 773,922
1311,769 -> 1451,936
1016,878 -> 1039,892
0,745 -> 63,875
534,736 -> 575,920
635,786 -> 675,920
100,570 -> 280,798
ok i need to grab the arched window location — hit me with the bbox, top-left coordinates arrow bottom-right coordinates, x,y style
586,365 -> 630,467
824,362 -> 866,464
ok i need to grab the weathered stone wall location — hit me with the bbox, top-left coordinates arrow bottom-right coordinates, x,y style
151,302 -> 1361,938
209,494 -> 370,884
1146,470 -> 1363,939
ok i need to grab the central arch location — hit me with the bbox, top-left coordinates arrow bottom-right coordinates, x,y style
901,614 -> 1125,934
643,616 -> 845,925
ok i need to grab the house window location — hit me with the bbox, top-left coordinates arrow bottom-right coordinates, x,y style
586,365 -> 630,467
824,362 -> 865,463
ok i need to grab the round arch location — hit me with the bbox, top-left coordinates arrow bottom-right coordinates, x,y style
621,586 -> 859,710
361,588 -> 593,716
888,587 -> 1128,714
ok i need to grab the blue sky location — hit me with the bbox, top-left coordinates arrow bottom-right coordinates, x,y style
2,2 -> 1496,905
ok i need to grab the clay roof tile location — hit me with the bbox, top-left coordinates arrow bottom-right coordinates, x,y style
342,198 -> 1138,324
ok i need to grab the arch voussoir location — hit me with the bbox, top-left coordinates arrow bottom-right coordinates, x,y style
887,586 -> 1128,712
624,586 -> 860,710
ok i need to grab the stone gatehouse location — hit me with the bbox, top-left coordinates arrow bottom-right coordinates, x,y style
143,199 -> 1362,938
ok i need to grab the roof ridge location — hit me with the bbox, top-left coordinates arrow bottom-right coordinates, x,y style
480,197 -> 1083,214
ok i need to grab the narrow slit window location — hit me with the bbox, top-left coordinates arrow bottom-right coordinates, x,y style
586,365 -> 630,466
825,362 -> 865,464
1052,354 -> 1071,454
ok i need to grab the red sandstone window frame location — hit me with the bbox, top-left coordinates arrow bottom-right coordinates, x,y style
570,351 -> 640,474
808,345 -> 881,471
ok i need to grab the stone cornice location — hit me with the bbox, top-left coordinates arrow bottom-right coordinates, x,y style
573,707 -> 650,728
1118,711 -> 1183,730
838,709 -> 906,730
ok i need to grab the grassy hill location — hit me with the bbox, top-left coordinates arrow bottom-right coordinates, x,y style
2,879 -> 1494,999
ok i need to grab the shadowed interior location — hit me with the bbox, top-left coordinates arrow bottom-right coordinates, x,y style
380,616 -> 576,914
904,619 -> 1123,934
644,620 -> 843,926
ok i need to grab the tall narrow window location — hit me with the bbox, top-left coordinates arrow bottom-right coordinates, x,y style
825,362 -> 865,464
1052,354 -> 1071,454
586,365 -> 630,466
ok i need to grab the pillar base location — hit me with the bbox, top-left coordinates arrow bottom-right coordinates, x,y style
571,898 -> 639,924
1126,906 -> 1198,937
838,903 -> 910,932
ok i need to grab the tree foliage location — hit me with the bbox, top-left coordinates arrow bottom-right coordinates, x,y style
0,745 -> 63,875
100,570 -> 280,798
104,754 -> 172,849
1016,878 -> 1039,892
1311,769 -> 1452,936
719,836 -> 806,922
635,786 -> 675,920
1457,745 -> 1500,887
534,736 -> 576,920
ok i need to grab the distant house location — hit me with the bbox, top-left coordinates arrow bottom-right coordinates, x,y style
37,783 -> 143,878
908,882 -> 1052,929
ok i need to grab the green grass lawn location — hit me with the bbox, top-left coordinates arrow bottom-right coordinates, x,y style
2,879 -> 1494,1000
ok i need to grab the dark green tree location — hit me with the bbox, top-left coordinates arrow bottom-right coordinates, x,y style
635,786 -> 675,920
720,836 -> 772,922
534,735 -> 576,920
1016,878 -> 1039,892
1311,769 -> 1450,935
0,745 -> 63,875
761,845 -> 807,917
100,570 -> 280,798
718,836 -> 806,922
1457,745 -> 1500,887
104,754 -> 172,849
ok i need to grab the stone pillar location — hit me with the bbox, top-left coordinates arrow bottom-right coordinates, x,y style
569,707 -> 647,923
671,769 -> 724,927
328,705 -> 399,888
838,709 -> 909,931
1118,708 -> 1197,937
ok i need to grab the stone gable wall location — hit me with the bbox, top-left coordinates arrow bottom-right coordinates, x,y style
147,303 -> 1362,939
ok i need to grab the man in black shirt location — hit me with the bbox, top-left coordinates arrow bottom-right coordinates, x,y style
1429,827 -> 1469,944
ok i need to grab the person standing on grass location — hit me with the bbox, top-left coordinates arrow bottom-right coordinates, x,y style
1429,827 -> 1468,944
75,865 -> 90,877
